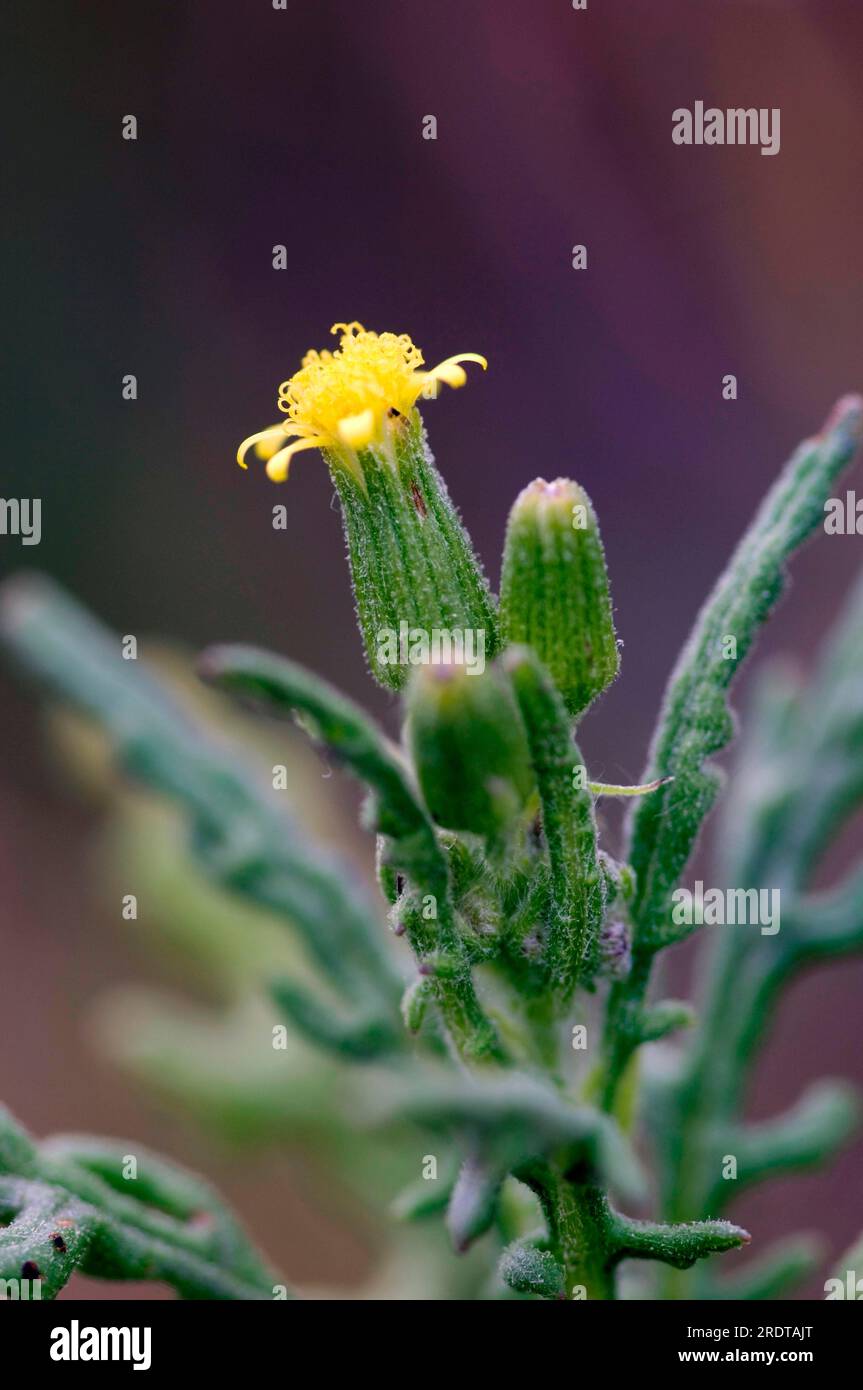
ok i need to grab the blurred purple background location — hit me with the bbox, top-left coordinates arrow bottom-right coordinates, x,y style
3,0 -> 862,1296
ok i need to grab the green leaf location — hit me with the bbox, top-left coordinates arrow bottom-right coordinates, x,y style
650,561 -> 863,1259
379,1069 -> 645,1205
0,1106 -> 286,1300
200,643 -> 435,871
601,398 -> 863,1113
711,1235 -> 823,1301
628,395 -> 863,949
0,1179 -> 95,1300
0,576 -> 402,1024
609,1212 -> 750,1270
724,1081 -> 858,1193
269,977 -> 403,1060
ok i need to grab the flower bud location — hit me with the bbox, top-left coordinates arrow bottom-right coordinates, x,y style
500,478 -> 619,718
236,324 -> 497,691
598,918 -> 632,980
406,660 -> 535,842
500,1241 -> 566,1299
446,1155 -> 501,1252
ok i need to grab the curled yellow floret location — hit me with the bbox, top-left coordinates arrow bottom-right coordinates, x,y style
237,322 -> 487,482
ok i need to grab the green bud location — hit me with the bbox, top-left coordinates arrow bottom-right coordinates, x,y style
499,1241 -> 565,1299
330,414 -> 498,690
400,977 -> 435,1034
406,660 -> 535,841
446,1155 -> 501,1252
500,477 -> 619,718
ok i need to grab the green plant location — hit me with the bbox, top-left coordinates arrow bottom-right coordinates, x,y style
0,1107 -> 282,1299
2,323 -> 861,1300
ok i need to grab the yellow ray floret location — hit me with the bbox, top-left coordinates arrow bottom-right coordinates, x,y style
236,322 -> 487,482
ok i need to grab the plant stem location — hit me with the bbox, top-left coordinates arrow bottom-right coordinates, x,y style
521,1163 -> 616,1300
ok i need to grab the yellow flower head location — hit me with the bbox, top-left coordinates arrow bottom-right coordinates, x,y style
237,322 -> 487,482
